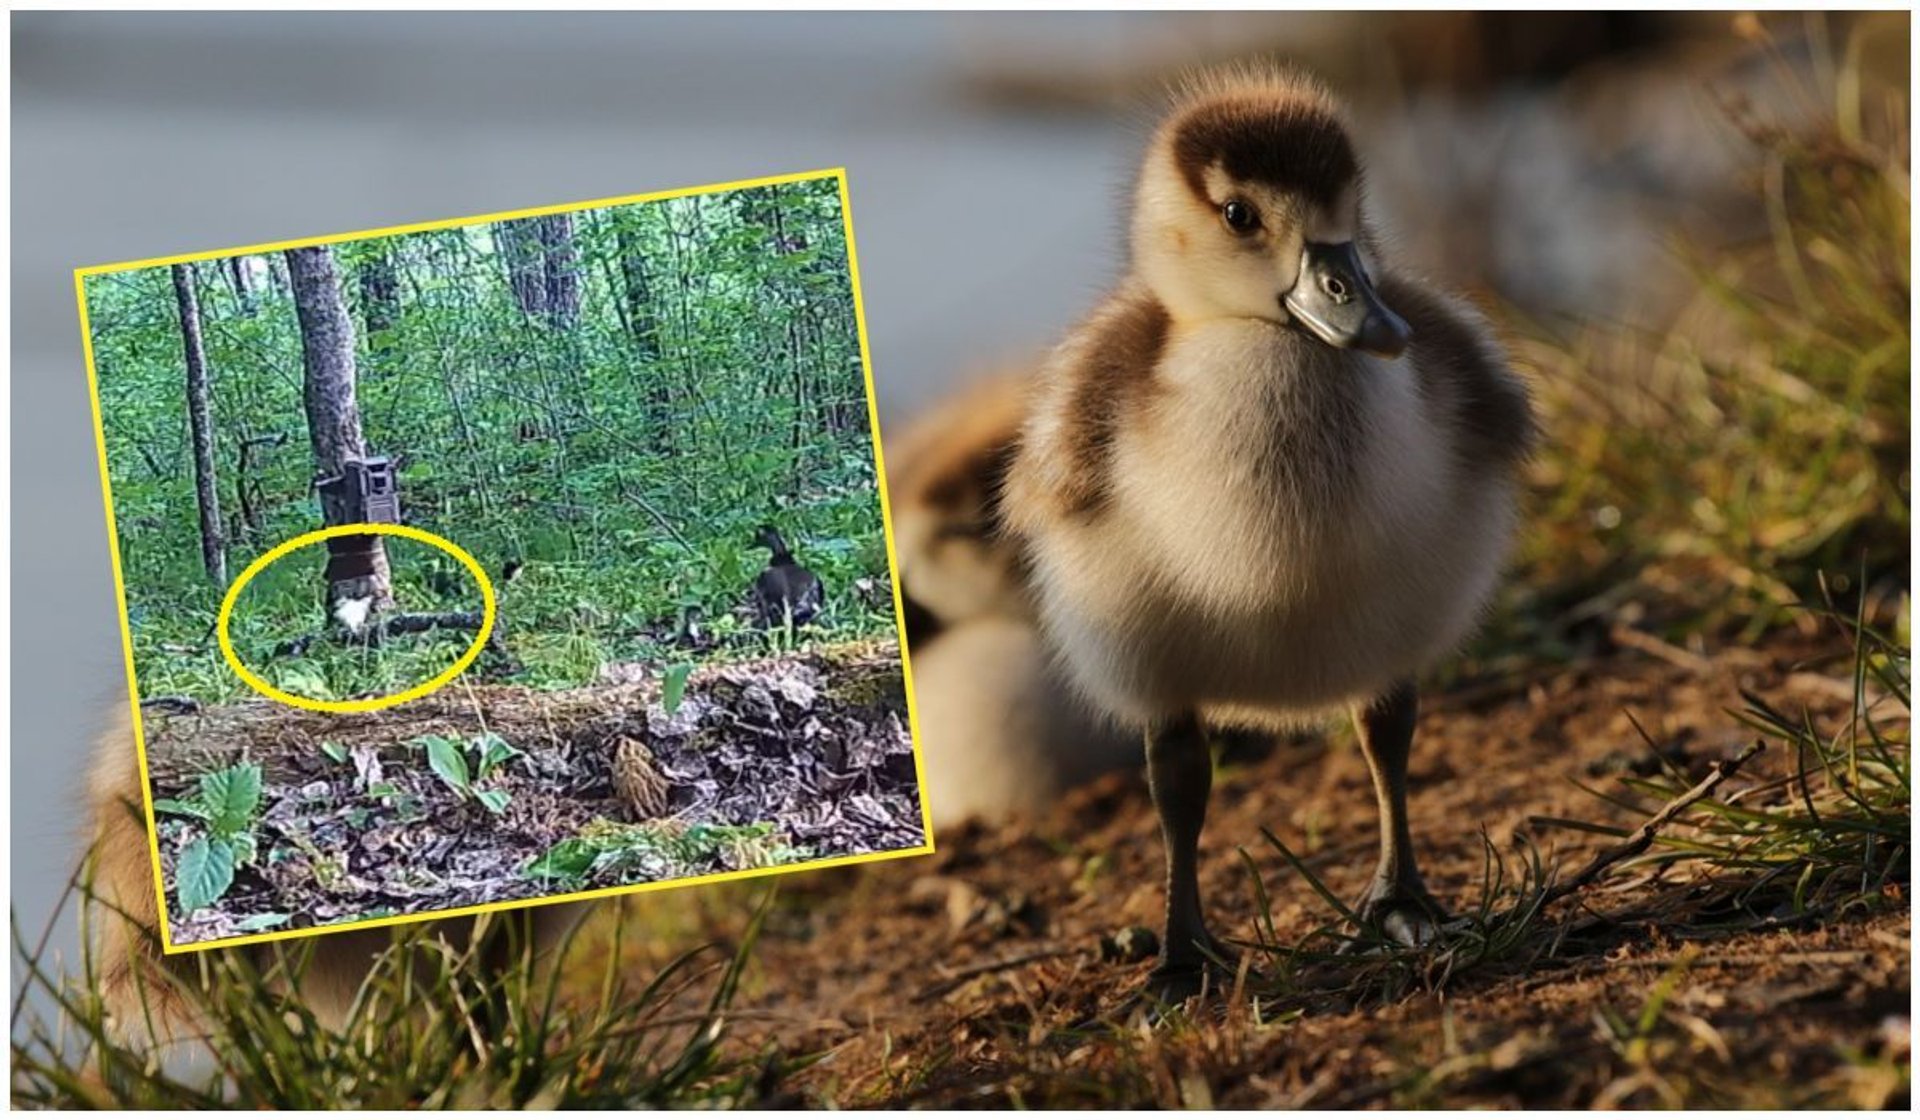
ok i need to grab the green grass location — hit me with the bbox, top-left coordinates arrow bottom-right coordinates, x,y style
1234,595 -> 1908,1016
10,880 -> 790,1108
1468,29 -> 1908,669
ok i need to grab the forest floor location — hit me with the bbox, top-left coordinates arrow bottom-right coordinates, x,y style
138,642 -> 923,945
604,628 -> 1910,1109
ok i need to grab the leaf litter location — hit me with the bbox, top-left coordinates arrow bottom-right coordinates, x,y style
136,640 -> 922,944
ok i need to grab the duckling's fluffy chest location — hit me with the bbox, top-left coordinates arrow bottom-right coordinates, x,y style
1026,321 -> 1514,726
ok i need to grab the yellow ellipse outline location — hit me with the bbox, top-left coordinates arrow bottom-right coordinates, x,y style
217,523 -> 496,714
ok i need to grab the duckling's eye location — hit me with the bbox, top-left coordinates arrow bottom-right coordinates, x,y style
1220,199 -> 1260,234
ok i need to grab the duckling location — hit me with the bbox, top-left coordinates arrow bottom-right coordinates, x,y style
1003,64 -> 1536,999
885,370 -> 1138,827
885,369 -> 1035,635
82,708 -> 589,1048
749,524 -> 824,629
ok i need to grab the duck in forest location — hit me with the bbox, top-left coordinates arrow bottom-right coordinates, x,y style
1001,63 -> 1537,1003
750,524 -> 825,629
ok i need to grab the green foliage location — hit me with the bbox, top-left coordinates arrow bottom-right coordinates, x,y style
11,878 -> 787,1107
525,819 -> 809,885
1500,53 -> 1909,652
414,731 -> 523,815
1604,595 -> 1909,917
661,663 -> 694,715
152,762 -> 263,913
85,177 -> 895,705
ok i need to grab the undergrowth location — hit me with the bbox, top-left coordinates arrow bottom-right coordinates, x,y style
1240,596 -> 1908,1015
10,880 -> 787,1108
1473,20 -> 1909,668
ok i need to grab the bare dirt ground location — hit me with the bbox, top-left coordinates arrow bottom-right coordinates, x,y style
139,643 -> 922,944
615,630 -> 1910,1108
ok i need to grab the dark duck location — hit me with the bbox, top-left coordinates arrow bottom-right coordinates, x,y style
750,524 -> 824,628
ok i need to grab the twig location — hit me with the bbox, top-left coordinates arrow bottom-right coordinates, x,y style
913,946 -> 1075,1002
271,611 -> 490,657
1608,623 -> 1716,674
139,695 -> 203,714
1540,740 -> 1765,909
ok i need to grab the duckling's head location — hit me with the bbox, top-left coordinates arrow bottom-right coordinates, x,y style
1132,65 -> 1409,357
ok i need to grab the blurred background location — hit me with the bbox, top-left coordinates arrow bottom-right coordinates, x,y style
11,10 -> 1909,1041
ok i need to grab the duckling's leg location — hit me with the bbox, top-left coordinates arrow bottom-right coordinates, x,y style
1145,711 -> 1226,999
1350,681 -> 1446,945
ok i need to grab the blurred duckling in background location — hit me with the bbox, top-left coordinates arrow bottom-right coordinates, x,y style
885,371 -> 1034,635
886,370 -> 1135,827
1004,64 -> 1535,999
750,524 -> 824,629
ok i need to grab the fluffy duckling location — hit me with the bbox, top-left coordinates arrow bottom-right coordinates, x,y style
885,371 -> 1136,826
885,369 -> 1036,638
749,525 -> 824,629
1003,64 -> 1535,999
83,709 -> 587,1048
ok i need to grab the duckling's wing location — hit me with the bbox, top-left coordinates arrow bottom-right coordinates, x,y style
1004,286 -> 1169,527
1377,275 -> 1537,473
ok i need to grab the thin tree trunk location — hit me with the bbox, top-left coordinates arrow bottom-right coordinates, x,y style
496,218 -> 548,321
540,213 -> 580,328
286,246 -> 392,622
226,256 -> 258,317
172,263 -> 227,588
359,249 -> 401,337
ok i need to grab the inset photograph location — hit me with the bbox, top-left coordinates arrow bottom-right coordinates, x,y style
79,170 -> 927,950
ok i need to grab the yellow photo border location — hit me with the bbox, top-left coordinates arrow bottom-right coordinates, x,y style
73,167 -> 936,956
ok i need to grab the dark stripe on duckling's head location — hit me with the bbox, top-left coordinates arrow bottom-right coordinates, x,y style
1169,97 -> 1358,213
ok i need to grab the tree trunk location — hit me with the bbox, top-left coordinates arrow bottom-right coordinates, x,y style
266,252 -> 291,297
226,255 -> 258,317
359,250 -> 401,338
496,215 -> 578,328
171,263 -> 227,588
540,213 -> 580,328
495,218 -> 549,321
285,246 -> 392,625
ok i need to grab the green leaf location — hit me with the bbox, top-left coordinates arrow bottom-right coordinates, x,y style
177,836 -> 236,913
278,666 -> 334,700
152,797 -> 210,821
662,663 -> 695,716
425,736 -> 471,794
474,732 -> 521,779
234,912 -> 291,933
320,740 -> 349,765
201,763 -> 262,836
524,838 -> 599,881
475,788 -> 511,816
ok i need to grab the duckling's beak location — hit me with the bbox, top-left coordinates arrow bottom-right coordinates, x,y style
1282,241 -> 1411,358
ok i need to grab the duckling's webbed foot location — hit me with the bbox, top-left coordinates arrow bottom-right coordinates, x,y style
1351,874 -> 1449,948
1347,681 -> 1448,948
1142,712 -> 1226,1002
